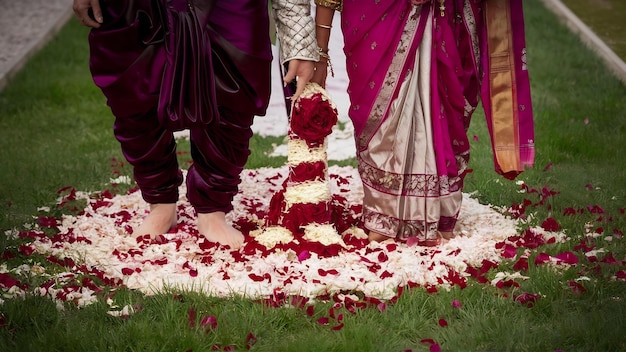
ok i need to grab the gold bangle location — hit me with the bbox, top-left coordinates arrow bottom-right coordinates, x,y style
314,0 -> 343,12
317,47 -> 334,77
316,23 -> 332,29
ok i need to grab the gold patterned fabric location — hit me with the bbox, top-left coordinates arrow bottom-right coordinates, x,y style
485,0 -> 520,174
272,0 -> 319,63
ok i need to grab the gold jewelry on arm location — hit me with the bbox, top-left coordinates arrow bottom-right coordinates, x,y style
314,0 -> 343,12
317,47 -> 334,77
316,23 -> 332,29
438,0 -> 445,17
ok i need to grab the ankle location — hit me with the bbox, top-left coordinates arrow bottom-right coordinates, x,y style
368,231 -> 390,242
439,231 -> 455,240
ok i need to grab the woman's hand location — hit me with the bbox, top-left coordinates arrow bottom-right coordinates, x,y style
73,0 -> 103,28
312,60 -> 329,89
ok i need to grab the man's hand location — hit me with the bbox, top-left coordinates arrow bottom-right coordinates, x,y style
283,59 -> 315,102
73,0 -> 103,28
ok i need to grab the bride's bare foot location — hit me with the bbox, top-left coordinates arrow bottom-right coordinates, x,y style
368,231 -> 391,242
438,231 -> 455,245
134,203 -> 177,239
197,212 -> 244,250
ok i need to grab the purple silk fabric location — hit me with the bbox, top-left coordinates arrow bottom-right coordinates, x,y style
88,0 -> 272,212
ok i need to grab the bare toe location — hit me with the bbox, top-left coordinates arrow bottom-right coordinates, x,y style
198,212 -> 244,250
134,203 -> 177,239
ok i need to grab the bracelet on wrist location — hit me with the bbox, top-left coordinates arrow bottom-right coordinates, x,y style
317,47 -> 334,77
314,0 -> 343,11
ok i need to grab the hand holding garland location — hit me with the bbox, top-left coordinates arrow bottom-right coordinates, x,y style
272,0 -> 319,101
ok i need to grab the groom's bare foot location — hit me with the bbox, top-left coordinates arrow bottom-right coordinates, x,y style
198,211 -> 244,250
134,203 -> 177,239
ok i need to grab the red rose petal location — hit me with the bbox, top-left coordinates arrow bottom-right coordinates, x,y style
248,273 -> 266,282
297,250 -> 311,262
0,273 -> 22,289
200,315 -> 218,330
406,236 -> 420,247
331,323 -> 344,331
317,317 -> 329,325
500,243 -> 518,258
541,217 -> 561,232
420,339 -> 441,352
188,307 -> 196,328
426,285 -> 438,293
513,257 -> 529,272
568,281 -> 586,294
534,253 -> 551,265
18,245 -> 35,256
514,292 -> 540,307
380,270 -> 393,279
554,251 -> 578,265
385,243 -> 398,252
246,332 -> 257,349
587,205 -> 605,214
318,268 -> 339,276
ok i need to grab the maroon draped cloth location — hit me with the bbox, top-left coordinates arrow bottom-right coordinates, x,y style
88,0 -> 272,213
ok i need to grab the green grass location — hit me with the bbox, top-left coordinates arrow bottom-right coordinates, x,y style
1,0 -> 625,351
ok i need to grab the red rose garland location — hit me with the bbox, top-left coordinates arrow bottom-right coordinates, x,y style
256,83 -> 344,250
290,90 -> 338,147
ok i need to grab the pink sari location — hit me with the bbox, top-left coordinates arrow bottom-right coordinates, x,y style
341,0 -> 534,244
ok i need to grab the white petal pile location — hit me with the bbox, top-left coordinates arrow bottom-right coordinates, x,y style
29,166 -> 523,300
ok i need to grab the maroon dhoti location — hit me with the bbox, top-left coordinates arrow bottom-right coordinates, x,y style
87,0 -> 272,213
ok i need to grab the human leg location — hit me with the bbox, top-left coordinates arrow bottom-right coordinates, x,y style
352,5 -> 466,246
87,0 -> 183,239
135,203 -> 178,238
113,109 -> 183,238
187,106 -> 254,249
183,0 -> 271,249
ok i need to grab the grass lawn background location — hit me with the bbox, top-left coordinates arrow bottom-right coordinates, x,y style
0,1 -> 625,351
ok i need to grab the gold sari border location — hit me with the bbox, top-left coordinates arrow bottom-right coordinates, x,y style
485,0 -> 521,173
